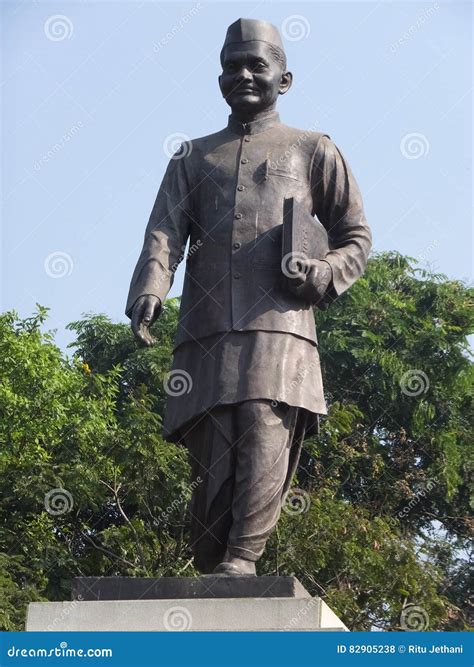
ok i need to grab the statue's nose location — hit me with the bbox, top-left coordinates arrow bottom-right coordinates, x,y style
235,67 -> 253,83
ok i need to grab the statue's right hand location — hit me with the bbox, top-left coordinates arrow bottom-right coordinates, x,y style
131,294 -> 162,347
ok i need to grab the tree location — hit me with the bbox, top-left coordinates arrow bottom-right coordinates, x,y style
0,303 -> 194,631
0,253 -> 472,630
267,252 -> 473,630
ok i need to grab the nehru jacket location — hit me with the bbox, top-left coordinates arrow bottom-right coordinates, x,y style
125,110 -> 372,351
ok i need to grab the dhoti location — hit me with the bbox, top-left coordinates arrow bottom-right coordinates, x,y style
182,399 -> 308,573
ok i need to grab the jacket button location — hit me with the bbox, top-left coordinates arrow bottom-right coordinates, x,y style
233,242 -> 241,250
235,213 -> 243,219
233,272 -> 241,279
241,158 -> 249,164
237,185 -> 245,191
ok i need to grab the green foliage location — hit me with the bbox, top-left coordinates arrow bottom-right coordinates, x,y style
0,255 -> 472,630
263,491 -> 447,630
0,301 -> 197,629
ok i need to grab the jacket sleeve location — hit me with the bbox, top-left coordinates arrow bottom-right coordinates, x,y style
125,143 -> 195,318
310,134 -> 372,301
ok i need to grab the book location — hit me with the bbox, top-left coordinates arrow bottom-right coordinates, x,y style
281,196 -> 329,278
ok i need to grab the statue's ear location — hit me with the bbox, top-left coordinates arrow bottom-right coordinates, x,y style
279,71 -> 293,96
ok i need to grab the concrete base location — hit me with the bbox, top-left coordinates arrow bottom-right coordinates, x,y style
26,598 -> 348,632
26,576 -> 349,632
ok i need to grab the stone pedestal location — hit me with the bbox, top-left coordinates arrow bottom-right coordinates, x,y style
26,576 -> 349,632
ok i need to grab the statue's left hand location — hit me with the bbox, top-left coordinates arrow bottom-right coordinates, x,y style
285,259 -> 332,305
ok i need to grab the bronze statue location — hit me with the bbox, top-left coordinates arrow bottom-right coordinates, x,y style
126,18 -> 372,576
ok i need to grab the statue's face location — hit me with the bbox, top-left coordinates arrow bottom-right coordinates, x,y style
219,41 -> 291,115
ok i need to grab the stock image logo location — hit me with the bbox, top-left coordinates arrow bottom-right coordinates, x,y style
44,15 -> 74,42
44,251 -> 74,279
283,488 -> 311,516
163,133 -> 192,159
163,369 -> 193,396
281,15 -> 311,42
400,369 -> 429,397
281,251 -> 309,279
400,133 -> 430,160
163,606 -> 192,631
400,603 -> 429,631
44,488 -> 74,516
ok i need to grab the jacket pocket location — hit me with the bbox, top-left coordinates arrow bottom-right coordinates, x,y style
259,159 -> 300,182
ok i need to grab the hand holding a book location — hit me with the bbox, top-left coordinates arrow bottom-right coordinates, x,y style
286,258 -> 333,306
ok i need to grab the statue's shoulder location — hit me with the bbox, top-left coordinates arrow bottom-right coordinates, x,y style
276,122 -> 331,157
279,122 -> 329,141
186,128 -> 229,154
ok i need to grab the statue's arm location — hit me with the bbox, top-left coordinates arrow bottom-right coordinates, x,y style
126,143 -> 194,345
310,134 -> 372,305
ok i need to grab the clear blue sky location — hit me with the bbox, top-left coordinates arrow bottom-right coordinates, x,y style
1,0 -> 472,351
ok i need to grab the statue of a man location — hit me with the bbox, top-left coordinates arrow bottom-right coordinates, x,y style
126,18 -> 371,576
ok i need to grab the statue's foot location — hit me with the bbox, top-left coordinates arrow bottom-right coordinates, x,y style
212,554 -> 256,576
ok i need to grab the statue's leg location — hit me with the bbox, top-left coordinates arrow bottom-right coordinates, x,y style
182,405 -> 237,574
225,399 -> 304,564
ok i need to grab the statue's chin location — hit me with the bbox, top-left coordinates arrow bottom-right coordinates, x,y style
228,92 -> 259,107
229,99 -> 269,117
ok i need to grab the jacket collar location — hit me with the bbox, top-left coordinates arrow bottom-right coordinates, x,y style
227,109 -> 280,135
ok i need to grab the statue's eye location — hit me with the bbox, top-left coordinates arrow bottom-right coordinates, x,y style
253,62 -> 267,72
